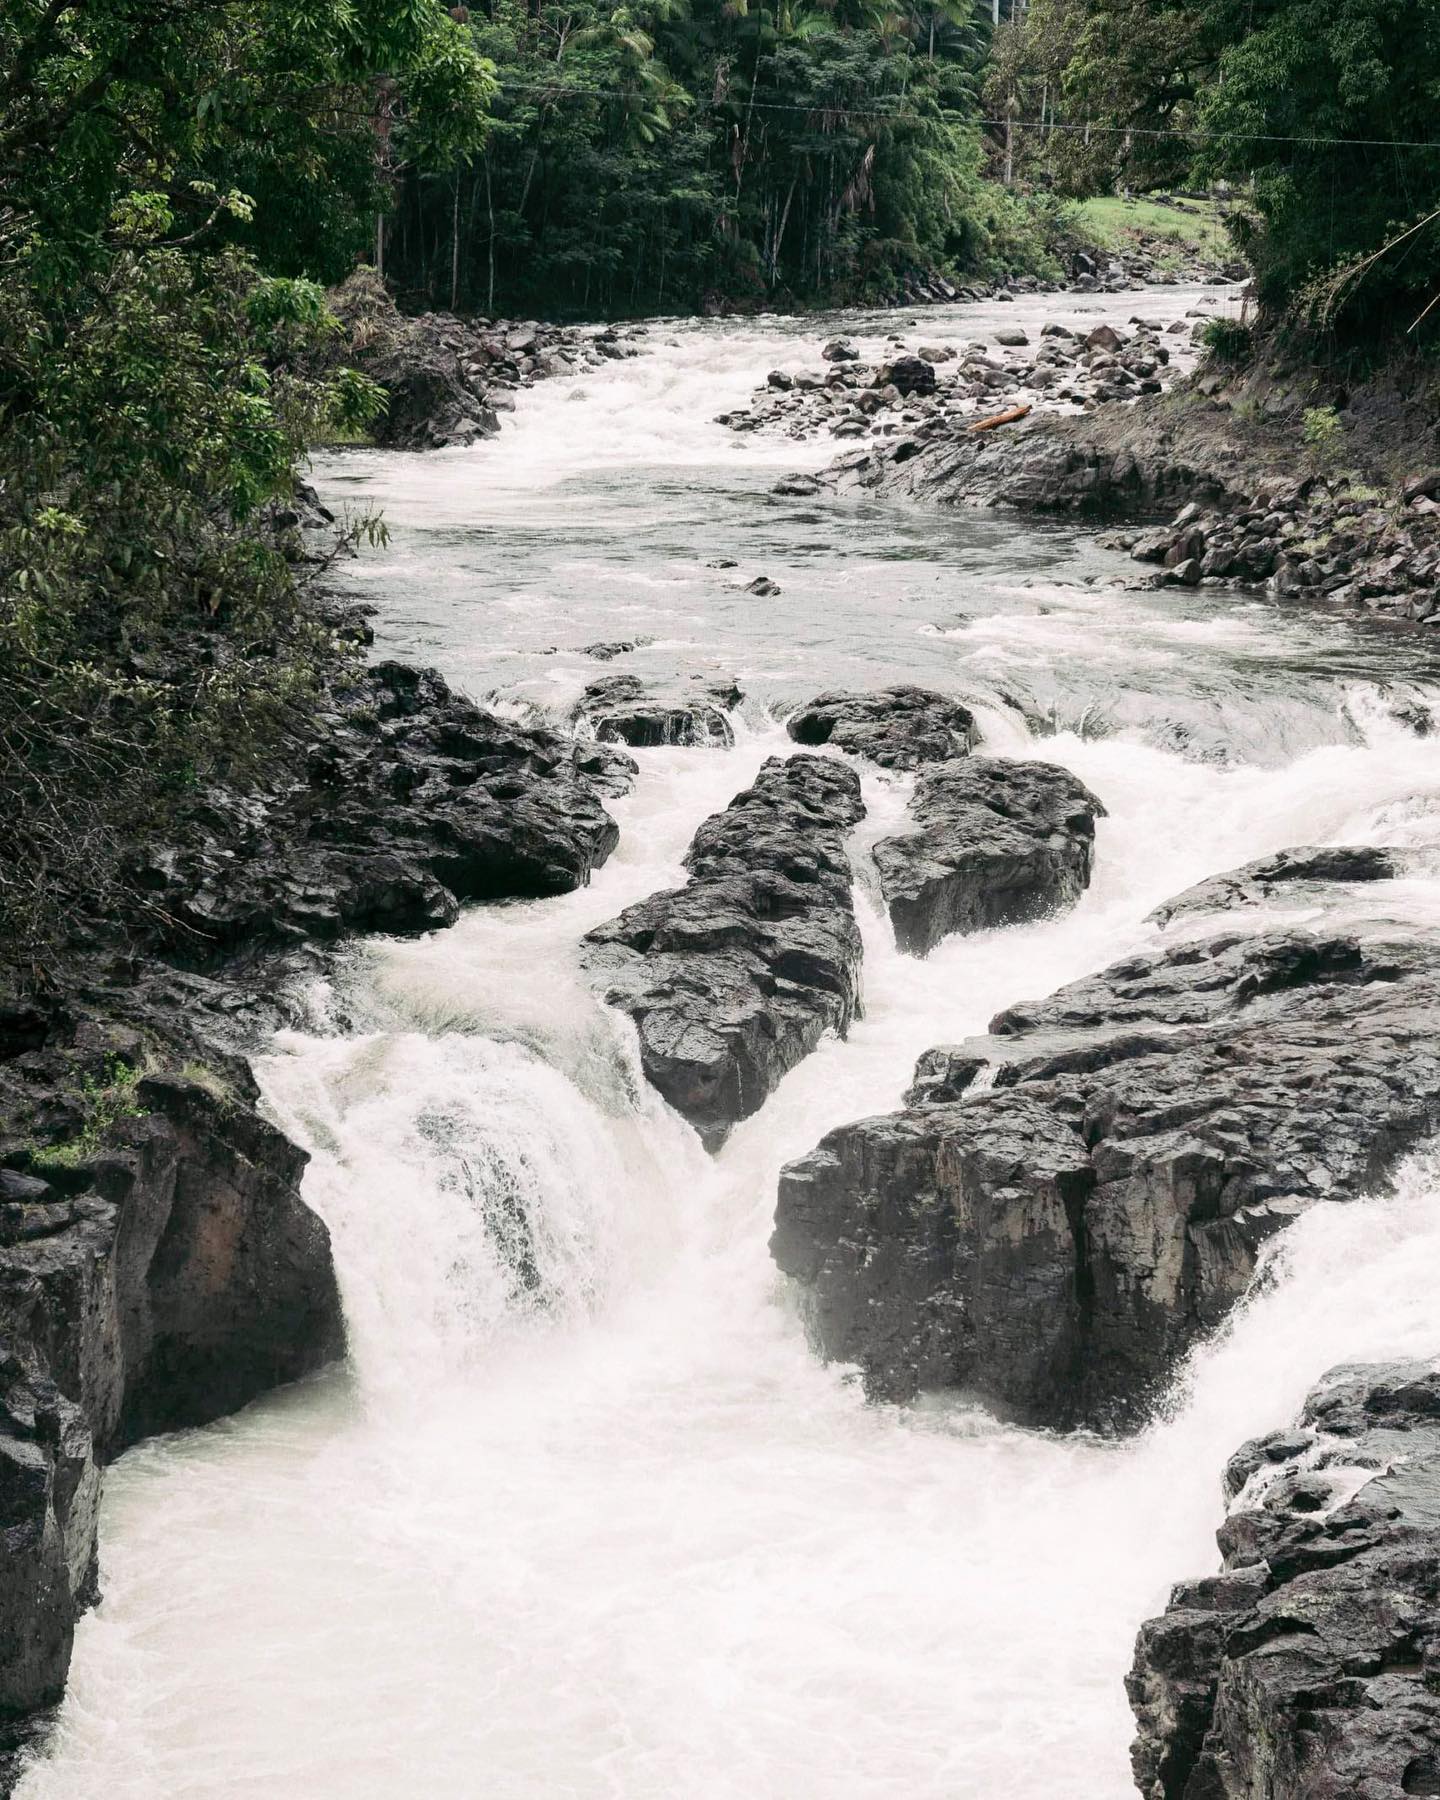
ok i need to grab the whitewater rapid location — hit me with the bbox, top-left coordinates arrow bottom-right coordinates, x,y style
20,286 -> 1440,1799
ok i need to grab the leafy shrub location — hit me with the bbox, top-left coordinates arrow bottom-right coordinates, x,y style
1200,316 -> 1253,363
38,1059 -> 147,1169
1301,404 -> 1344,467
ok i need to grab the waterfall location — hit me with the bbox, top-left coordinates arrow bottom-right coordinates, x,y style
20,286 -> 1440,1799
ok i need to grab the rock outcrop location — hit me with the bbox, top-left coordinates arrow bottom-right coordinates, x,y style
129,659 -> 629,963
571,673 -> 741,748
873,757 -> 1105,955
784,686 -> 979,770
0,1044 -> 342,1758
772,922 -> 1440,1426
583,755 -> 865,1149
328,269 -> 640,450
1129,1361 -> 1440,1799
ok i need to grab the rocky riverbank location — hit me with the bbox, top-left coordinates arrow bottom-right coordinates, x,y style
328,270 -> 645,450
720,308 -> 1216,446
1130,1360 -> 1440,1799
0,631 -> 631,1771
810,340 -> 1440,627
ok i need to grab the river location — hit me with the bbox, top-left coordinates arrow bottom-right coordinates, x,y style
19,285 -> 1440,1798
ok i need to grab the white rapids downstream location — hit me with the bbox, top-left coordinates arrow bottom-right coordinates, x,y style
20,285 -> 1440,1798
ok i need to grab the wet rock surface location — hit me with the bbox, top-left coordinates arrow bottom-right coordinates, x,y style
772,918 -> 1440,1426
0,1021 -> 344,1765
1129,1360 -> 1440,1800
582,755 -> 866,1150
1149,844 -> 1401,926
1,632 -> 631,1750
571,673 -> 741,748
784,685 -> 979,770
329,270 -> 642,450
874,757 -> 1105,955
129,659 -> 630,963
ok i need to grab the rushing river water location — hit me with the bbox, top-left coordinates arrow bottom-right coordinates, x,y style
21,285 -> 1440,1798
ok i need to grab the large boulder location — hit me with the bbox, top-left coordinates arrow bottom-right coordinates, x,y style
1129,1361 -> 1440,1799
571,673 -> 740,748
772,925 -> 1440,1426
873,757 -> 1105,955
875,355 -> 937,396
785,686 -> 979,771
583,755 -> 865,1149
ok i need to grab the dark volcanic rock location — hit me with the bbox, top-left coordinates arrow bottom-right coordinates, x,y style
1,638 -> 633,1742
1129,1361 -> 1440,1800
129,660 -> 628,963
772,927 -> 1440,1424
0,1052 -> 342,1741
583,755 -> 865,1149
873,758 -> 1105,956
785,686 -> 979,771
905,1047 -> 988,1106
1150,844 -> 1399,926
571,673 -> 740,748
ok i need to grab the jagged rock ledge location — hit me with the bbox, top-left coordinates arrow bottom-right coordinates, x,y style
582,754 -> 865,1150
1129,1361 -> 1440,1799
772,919 -> 1440,1428
0,649 -> 629,1769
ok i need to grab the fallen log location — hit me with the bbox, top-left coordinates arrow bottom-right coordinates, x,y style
967,403 -> 1032,433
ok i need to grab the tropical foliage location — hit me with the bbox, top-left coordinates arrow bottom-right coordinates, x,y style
982,0 -> 1440,340
384,0 -> 1020,314
0,0 -> 492,956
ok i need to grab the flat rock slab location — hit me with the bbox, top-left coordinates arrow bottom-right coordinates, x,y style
785,686 -> 979,770
772,925 -> 1440,1427
583,754 -> 865,1150
1130,1361 -> 1440,1799
572,673 -> 741,748
873,757 -> 1106,955
1150,843 -> 1400,926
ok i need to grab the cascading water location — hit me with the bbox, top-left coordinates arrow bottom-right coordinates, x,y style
19,286 -> 1440,1799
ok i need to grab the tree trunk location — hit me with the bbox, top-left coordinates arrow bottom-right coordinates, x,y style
450,174 -> 461,310
485,155 -> 496,315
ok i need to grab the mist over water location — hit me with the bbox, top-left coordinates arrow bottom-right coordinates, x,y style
21,286 -> 1440,1798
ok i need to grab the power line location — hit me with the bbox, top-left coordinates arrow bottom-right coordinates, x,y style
487,73 -> 1440,150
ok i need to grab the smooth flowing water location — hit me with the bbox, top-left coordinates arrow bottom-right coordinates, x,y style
21,286 -> 1440,1799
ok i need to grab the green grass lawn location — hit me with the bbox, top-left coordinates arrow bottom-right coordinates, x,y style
1069,195 -> 1234,263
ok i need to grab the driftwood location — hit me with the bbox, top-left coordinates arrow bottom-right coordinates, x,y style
967,403 -> 1032,433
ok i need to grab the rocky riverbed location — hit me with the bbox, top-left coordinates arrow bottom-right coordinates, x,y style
9,278 -> 1440,1799
813,340 -> 1440,626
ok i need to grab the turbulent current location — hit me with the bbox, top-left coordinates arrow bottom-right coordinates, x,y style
22,286 -> 1440,1798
